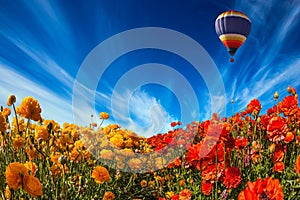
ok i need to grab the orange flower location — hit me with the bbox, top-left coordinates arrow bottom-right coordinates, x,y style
91,166 -> 110,184
295,155 -> 300,174
273,161 -> 284,173
5,162 -> 29,190
35,125 -> 48,141
267,116 -> 288,142
179,189 -> 192,200
284,131 -> 294,143
23,175 -> 43,197
17,96 -> 41,121
13,135 -> 25,149
0,112 -> 6,132
100,112 -> 109,120
2,107 -> 11,117
103,191 -> 115,200
223,167 -> 242,189
238,177 -> 284,200
7,95 -> 16,106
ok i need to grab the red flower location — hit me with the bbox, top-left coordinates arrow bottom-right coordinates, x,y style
170,122 -> 177,127
223,167 -> 242,189
278,95 -> 298,117
267,116 -> 289,142
260,114 -> 271,130
186,142 -> 202,168
245,99 -> 262,116
171,194 -> 179,200
235,137 -> 248,149
238,177 -> 284,200
201,180 -> 212,196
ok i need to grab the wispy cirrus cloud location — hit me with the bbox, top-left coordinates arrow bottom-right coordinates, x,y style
0,62 -> 74,124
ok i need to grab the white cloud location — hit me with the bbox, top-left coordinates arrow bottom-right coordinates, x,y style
109,89 -> 177,137
0,63 -> 74,125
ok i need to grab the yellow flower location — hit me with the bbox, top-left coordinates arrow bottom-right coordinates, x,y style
23,175 -> 43,197
12,117 -> 26,133
17,96 -> 41,121
13,135 -> 25,149
24,161 -> 38,176
140,180 -> 147,187
166,191 -> 175,199
43,119 -> 60,132
5,162 -> 29,190
100,112 -> 109,120
124,138 -> 133,148
74,140 -> 84,150
91,166 -> 110,184
0,112 -> 6,132
99,149 -> 115,160
128,158 -> 142,171
7,95 -> 16,106
103,191 -> 115,200
2,107 -> 11,117
35,125 -> 48,141
110,134 -> 124,148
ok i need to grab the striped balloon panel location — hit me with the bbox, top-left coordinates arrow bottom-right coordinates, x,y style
215,11 -> 251,38
219,34 -> 246,49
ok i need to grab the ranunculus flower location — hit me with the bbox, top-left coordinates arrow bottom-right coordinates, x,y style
238,177 -> 284,200
17,96 -> 42,121
91,166 -> 110,184
23,175 -> 43,197
5,162 -> 29,190
103,191 -> 115,200
201,181 -> 212,196
179,189 -> 192,200
267,116 -> 288,142
100,112 -> 109,120
278,95 -> 298,116
245,99 -> 262,116
223,167 -> 242,189
273,161 -> 285,173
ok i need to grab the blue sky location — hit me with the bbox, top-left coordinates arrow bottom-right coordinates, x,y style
0,0 -> 300,137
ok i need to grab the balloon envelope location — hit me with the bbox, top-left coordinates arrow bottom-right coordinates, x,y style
215,10 -> 251,62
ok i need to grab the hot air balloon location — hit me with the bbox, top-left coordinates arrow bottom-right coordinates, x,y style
215,10 -> 251,62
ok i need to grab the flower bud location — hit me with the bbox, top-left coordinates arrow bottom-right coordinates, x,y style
7,95 -> 16,106
274,91 -> 279,100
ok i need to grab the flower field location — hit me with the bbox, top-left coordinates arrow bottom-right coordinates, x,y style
1,86 -> 300,200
